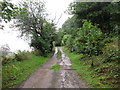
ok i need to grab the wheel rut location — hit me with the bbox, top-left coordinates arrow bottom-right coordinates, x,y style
19,47 -> 89,88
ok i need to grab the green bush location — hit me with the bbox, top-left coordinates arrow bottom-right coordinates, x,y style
62,20 -> 104,56
103,37 -> 114,43
14,51 -> 29,61
103,50 -> 120,63
31,50 -> 41,56
2,51 -> 31,65
62,35 -> 71,46
2,56 -> 15,65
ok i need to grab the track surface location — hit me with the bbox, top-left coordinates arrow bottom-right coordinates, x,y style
20,47 -> 89,88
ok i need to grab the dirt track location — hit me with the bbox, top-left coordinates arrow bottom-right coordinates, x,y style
19,47 -> 89,88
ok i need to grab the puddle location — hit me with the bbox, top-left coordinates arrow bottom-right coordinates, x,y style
57,47 -> 80,88
58,47 -> 72,66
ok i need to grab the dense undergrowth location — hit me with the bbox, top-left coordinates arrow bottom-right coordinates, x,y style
62,37 -> 119,88
2,51 -> 51,88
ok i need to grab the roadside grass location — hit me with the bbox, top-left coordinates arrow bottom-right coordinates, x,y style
2,54 -> 51,88
50,65 -> 60,72
62,46 -> 119,88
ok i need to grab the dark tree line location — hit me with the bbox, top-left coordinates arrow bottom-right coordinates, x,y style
56,2 -> 119,56
66,2 -> 120,35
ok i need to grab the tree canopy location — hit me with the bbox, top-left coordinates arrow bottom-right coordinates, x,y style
66,2 -> 120,34
12,0 -> 56,56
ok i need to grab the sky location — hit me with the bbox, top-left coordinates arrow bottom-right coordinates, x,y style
0,0 -> 73,52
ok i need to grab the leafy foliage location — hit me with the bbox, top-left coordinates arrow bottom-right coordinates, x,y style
2,55 -> 14,65
62,20 -> 104,56
68,2 -> 120,35
63,46 -> 120,88
30,22 -> 56,56
13,0 -> 56,56
2,51 -> 30,65
0,0 -> 18,22
103,50 -> 120,63
14,51 -> 29,61
58,2 -> 119,88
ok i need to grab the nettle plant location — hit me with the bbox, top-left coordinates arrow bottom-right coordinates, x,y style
74,20 -> 104,56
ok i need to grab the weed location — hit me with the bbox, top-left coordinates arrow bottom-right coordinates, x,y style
50,65 -> 60,72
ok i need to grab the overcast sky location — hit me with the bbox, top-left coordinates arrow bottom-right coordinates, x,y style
0,0 -> 73,52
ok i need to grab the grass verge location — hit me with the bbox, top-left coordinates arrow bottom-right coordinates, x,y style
2,54 -> 51,88
62,47 -> 118,88
50,65 -> 60,72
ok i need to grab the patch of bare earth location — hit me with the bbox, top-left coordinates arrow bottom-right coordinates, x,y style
19,47 -> 89,88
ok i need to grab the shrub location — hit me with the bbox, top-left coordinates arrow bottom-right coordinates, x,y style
62,35 -> 71,46
2,55 -> 15,65
103,50 -> 120,63
103,37 -> 114,43
31,50 -> 41,56
63,20 -> 104,56
14,51 -> 29,61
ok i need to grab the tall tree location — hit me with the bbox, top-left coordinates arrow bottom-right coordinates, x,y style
13,0 -> 56,56
68,2 -> 120,35
0,0 -> 18,29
